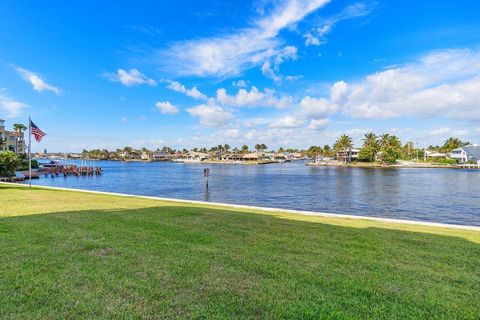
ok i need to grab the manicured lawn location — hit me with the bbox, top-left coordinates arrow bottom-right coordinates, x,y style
1,183 -> 479,319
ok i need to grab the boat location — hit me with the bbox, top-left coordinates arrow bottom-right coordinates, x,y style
39,160 -> 64,168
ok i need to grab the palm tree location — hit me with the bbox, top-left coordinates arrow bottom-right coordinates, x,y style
333,135 -> 353,163
379,134 -> 391,148
223,144 -> 230,154
359,132 -> 379,162
13,123 -> 27,154
362,132 -> 378,148
241,145 -> 249,153
323,145 -> 332,157
441,137 -> 462,153
306,146 -> 323,160
388,135 -> 401,149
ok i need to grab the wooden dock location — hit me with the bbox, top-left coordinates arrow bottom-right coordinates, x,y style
457,164 -> 480,169
42,165 -> 103,178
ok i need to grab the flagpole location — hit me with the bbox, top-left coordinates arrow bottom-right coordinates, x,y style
28,116 -> 32,188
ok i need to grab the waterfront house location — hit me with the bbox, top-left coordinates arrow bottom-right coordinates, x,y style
291,152 -> 304,160
425,150 -> 448,159
335,148 -> 360,163
243,152 -> 264,161
0,119 -> 25,154
181,151 -> 211,161
449,145 -> 480,163
140,152 -> 151,161
221,153 -> 244,161
151,150 -> 170,161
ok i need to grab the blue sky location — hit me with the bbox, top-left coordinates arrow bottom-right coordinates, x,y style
1,0 -> 479,152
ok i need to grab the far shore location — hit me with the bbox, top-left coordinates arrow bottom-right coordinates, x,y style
306,160 -> 479,169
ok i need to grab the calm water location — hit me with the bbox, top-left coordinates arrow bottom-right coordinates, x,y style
26,160 -> 480,226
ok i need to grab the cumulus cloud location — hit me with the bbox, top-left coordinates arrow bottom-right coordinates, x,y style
269,116 -> 304,128
105,69 -> 157,86
308,118 -> 330,130
186,104 -> 233,127
165,80 -> 208,100
300,96 -> 336,118
155,101 -> 180,114
16,67 -> 60,94
157,0 -> 330,77
334,48 -> 480,120
216,86 -> 293,108
0,94 -> 28,118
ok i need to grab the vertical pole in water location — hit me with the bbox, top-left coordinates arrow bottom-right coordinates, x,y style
28,116 -> 32,188
204,168 -> 209,189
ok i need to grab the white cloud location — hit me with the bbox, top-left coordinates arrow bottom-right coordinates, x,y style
335,48 -> 480,120
232,80 -> 248,88
330,80 -> 348,104
300,96 -> 336,118
16,67 -> 60,94
430,127 -> 468,137
157,0 -> 330,77
155,101 -> 180,115
261,46 -> 298,82
106,69 -> 157,86
308,118 -> 330,130
269,116 -> 304,128
304,2 -> 373,46
165,80 -> 208,100
0,94 -> 28,118
261,61 -> 281,82
219,128 -> 241,139
186,104 -> 233,127
304,32 -> 322,46
216,86 -> 293,108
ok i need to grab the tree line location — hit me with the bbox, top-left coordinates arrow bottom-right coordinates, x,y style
306,134 -> 470,164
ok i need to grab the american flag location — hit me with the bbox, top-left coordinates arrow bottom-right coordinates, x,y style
30,120 -> 46,142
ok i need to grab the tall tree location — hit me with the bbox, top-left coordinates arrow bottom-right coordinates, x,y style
333,135 -> 353,163
323,145 -> 332,157
441,137 -> 463,153
379,134 -> 391,148
358,132 -> 379,162
12,123 -> 27,155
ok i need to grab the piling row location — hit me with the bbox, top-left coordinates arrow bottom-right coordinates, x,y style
44,165 -> 102,177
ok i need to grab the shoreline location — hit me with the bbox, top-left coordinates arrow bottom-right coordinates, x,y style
2,181 -> 479,231
305,162 -> 477,169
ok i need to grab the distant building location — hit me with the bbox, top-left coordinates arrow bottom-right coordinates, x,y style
151,150 -> 170,161
425,150 -> 447,159
335,148 -> 360,163
450,145 -> 480,163
140,152 -> 151,161
242,152 -> 263,161
0,119 -> 25,154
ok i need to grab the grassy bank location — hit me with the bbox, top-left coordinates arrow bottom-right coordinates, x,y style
1,184 -> 479,319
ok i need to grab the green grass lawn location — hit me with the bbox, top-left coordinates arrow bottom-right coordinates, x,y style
1,184 -> 479,319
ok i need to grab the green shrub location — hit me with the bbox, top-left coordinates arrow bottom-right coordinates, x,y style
379,147 -> 401,164
0,151 -> 20,177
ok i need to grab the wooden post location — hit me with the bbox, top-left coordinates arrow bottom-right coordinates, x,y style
204,168 -> 210,189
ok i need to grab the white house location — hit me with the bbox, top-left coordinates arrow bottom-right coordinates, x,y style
450,145 -> 480,163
